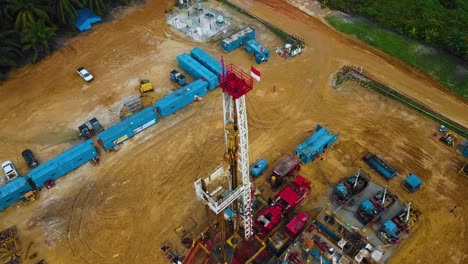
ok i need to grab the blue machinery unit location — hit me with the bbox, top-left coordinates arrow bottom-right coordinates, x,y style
155,79 -> 208,118
0,177 -> 33,211
28,139 -> 99,188
363,153 -> 397,180
295,124 -> 339,164
97,107 -> 158,151
402,173 -> 423,193
250,158 -> 269,178
191,47 -> 223,76
221,27 -> 256,52
177,54 -> 218,90
1,140 -> 99,211
244,39 -> 270,64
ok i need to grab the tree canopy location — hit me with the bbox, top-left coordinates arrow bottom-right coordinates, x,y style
320,0 -> 468,60
0,0 -> 134,78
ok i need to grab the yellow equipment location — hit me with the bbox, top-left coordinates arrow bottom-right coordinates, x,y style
22,190 -> 39,205
139,79 -> 154,93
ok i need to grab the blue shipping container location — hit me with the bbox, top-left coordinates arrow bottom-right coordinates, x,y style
154,79 -> 208,118
27,139 -> 99,188
97,107 -> 158,151
296,124 -> 339,164
191,47 -> 223,76
245,39 -> 270,64
0,177 -> 33,211
221,27 -> 256,53
177,54 -> 218,90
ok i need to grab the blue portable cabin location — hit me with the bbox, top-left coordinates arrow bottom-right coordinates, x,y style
0,177 -> 33,211
27,140 -> 98,188
295,124 -> 339,164
250,158 -> 269,178
221,27 -> 256,53
96,107 -> 158,151
177,54 -> 218,91
244,39 -> 270,64
364,153 -> 397,180
154,79 -> 208,118
191,47 -> 223,76
402,173 -> 423,193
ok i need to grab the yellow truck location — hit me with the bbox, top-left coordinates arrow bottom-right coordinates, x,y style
139,79 -> 154,93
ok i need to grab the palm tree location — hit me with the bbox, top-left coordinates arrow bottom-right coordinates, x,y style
84,0 -> 106,17
0,30 -> 23,67
50,0 -> 83,26
21,19 -> 57,62
6,0 -> 50,31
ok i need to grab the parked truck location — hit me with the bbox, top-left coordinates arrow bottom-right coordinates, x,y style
356,186 -> 397,225
170,69 -> 187,86
267,155 -> 301,189
244,39 -> 270,64
378,202 -> 421,244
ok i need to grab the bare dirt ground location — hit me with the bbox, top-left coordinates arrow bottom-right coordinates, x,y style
0,0 -> 466,263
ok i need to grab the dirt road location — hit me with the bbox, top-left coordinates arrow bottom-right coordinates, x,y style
0,0 -> 466,264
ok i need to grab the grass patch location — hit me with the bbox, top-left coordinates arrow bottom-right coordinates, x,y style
326,14 -> 468,98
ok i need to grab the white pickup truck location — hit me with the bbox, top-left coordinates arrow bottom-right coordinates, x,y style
2,161 -> 19,181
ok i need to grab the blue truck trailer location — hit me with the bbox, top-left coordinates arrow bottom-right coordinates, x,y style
221,27 -> 256,52
244,39 -> 270,64
27,139 -> 99,188
96,107 -> 158,151
154,79 -> 208,118
191,47 -> 223,76
0,177 -> 33,211
177,54 -> 218,90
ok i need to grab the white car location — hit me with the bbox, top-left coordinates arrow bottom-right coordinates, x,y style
77,67 -> 94,82
2,161 -> 19,181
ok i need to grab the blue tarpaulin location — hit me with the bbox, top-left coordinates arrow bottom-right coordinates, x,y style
75,8 -> 102,32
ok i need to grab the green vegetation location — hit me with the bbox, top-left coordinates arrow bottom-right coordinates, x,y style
0,0 -> 134,78
326,15 -> 468,98
320,0 -> 468,60
216,0 -> 290,40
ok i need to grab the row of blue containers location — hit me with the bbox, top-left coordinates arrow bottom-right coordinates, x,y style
155,79 -> 208,118
0,48 -> 223,211
29,139 -> 99,188
177,54 -> 218,90
96,79 -> 209,151
295,125 -> 339,164
0,177 -> 32,211
191,47 -> 223,76
244,39 -> 270,64
96,107 -> 158,151
221,27 -> 256,53
0,139 -> 99,211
